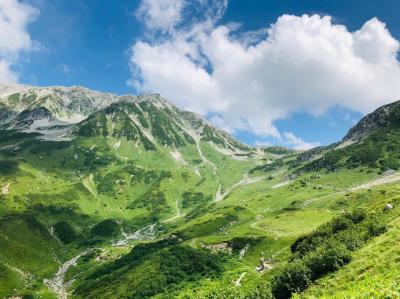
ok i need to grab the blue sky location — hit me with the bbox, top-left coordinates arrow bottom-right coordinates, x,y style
2,0 -> 400,148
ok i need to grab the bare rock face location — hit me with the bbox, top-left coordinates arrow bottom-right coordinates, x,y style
342,100 -> 400,143
0,83 -> 252,154
0,106 -> 16,124
14,107 -> 54,128
202,242 -> 232,253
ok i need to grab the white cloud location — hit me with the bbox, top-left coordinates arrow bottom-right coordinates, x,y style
130,3 -> 400,142
282,132 -> 320,150
0,0 -> 39,83
354,17 -> 399,65
255,132 -> 319,150
254,140 -> 271,147
0,59 -> 18,82
135,0 -> 185,32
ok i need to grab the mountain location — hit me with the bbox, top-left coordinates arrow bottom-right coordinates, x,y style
342,100 -> 400,143
0,84 -> 118,121
286,100 -> 400,173
0,84 -> 399,299
0,84 -> 251,154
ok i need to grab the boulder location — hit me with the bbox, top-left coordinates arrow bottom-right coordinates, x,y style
384,203 -> 393,211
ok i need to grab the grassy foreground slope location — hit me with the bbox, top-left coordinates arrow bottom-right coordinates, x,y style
299,186 -> 400,298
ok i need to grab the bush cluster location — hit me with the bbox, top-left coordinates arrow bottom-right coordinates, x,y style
91,219 -> 121,237
0,160 -> 19,175
299,125 -> 400,173
271,209 -> 388,298
53,221 -> 77,243
75,238 -> 224,298
181,191 -> 212,208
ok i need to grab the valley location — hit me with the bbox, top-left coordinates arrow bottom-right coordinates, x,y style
0,84 -> 399,298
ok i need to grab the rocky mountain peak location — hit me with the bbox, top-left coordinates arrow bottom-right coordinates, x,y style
342,100 -> 400,143
0,83 -> 251,154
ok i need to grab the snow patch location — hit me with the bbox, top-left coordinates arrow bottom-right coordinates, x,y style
239,244 -> 249,260
210,141 -> 250,158
193,166 -> 201,177
58,114 -> 85,123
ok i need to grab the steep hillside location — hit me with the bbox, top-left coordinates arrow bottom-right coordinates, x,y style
264,100 -> 400,175
0,84 -> 271,298
342,100 -> 400,143
1,84 -> 400,299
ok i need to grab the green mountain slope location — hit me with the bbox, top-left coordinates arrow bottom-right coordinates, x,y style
1,84 -> 400,299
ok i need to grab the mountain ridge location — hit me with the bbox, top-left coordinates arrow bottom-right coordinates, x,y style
0,83 -> 253,154
342,99 -> 400,143
1,83 -> 400,298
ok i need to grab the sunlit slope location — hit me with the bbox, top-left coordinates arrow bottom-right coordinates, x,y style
0,85 -> 266,297
1,84 -> 400,298
296,188 -> 400,298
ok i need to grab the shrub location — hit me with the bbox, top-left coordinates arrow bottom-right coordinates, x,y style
335,227 -> 366,251
54,221 -> 77,243
283,200 -> 303,211
331,216 -> 353,233
0,160 -> 19,175
181,192 -> 212,208
30,140 -> 70,154
75,243 -> 224,298
271,260 -> 312,299
159,245 -> 223,283
367,221 -> 387,237
228,236 -> 263,253
91,219 -> 121,237
291,210 -> 368,255
345,209 -> 367,223
286,208 -> 391,296
305,243 -> 351,280
290,231 -> 327,256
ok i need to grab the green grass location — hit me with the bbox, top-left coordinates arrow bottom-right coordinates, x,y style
0,214 -> 66,298
299,205 -> 400,298
2,102 -> 400,298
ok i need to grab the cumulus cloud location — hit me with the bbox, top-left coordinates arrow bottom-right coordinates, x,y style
0,0 -> 39,83
0,59 -> 18,82
130,1 -> 400,145
135,0 -> 185,32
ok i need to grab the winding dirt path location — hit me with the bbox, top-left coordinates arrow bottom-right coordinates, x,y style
163,200 -> 183,223
215,171 -> 264,202
350,173 -> 400,191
